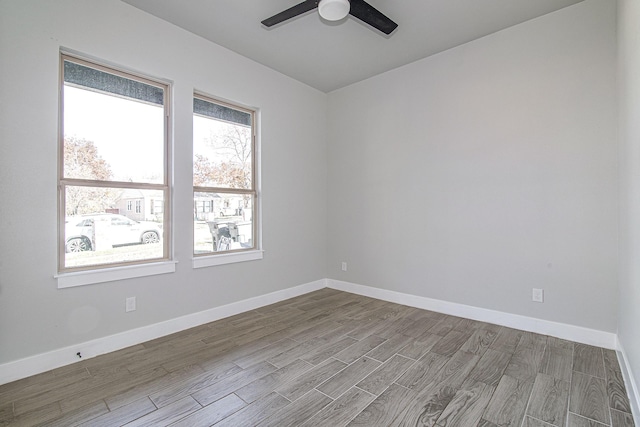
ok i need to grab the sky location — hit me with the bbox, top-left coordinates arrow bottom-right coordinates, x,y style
63,85 -> 165,183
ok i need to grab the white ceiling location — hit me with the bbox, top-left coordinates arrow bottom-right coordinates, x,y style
122,0 -> 583,93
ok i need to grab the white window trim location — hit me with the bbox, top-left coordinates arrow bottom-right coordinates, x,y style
192,250 -> 263,269
58,52 -> 172,277
56,261 -> 177,288
192,92 -> 260,261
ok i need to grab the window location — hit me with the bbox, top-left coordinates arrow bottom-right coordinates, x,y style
59,54 -> 170,273
193,94 -> 258,258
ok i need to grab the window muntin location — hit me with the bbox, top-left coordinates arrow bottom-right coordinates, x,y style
59,54 -> 170,272
193,95 -> 256,256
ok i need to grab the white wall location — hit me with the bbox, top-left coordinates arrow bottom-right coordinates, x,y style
0,0 -> 327,365
618,0 -> 640,415
327,0 -> 618,332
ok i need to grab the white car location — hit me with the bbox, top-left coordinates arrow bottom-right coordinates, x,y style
65,214 -> 162,252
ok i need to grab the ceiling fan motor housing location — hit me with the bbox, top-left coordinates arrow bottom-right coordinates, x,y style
318,0 -> 350,21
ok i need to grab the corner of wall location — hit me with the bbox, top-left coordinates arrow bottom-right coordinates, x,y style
617,336 -> 640,424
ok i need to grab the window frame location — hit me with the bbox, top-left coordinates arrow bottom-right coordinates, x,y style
57,53 -> 172,277
192,92 -> 260,262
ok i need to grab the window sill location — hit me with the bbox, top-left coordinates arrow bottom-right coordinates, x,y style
192,250 -> 263,269
56,261 -> 177,289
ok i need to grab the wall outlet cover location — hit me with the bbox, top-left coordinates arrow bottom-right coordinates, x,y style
532,288 -> 544,303
126,297 -> 136,312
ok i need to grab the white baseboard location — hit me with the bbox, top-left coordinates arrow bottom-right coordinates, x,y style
616,336 -> 640,424
0,279 -> 326,386
328,279 -> 617,349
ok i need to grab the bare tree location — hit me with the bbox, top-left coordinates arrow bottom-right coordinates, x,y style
64,137 -> 115,215
195,124 -> 252,190
216,125 -> 252,190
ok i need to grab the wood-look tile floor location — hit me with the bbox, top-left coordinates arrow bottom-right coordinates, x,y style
0,289 -> 635,427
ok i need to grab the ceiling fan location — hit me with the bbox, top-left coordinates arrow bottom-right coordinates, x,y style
261,0 -> 398,35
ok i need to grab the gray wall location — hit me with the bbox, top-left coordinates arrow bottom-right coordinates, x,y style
327,0 -> 618,332
618,0 -> 640,409
0,0 -> 328,365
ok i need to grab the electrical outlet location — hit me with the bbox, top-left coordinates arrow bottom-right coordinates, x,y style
532,288 -> 544,303
341,262 -> 347,271
126,296 -> 136,312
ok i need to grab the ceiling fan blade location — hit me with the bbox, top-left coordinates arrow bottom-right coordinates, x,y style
262,0 -> 319,27
348,0 -> 397,35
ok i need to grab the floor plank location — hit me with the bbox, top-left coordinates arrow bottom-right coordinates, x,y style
524,416 -> 558,427
347,383 -> 417,426
391,382 -> 458,426
46,400 -> 110,427
123,396 -> 201,427
569,371 -> 610,425
574,344 -> 606,379
365,333 -> 415,362
460,328 -> 498,356
148,360 -> 242,408
482,375 -> 534,427
397,331 -> 442,361
395,352 -> 450,391
429,316 -> 464,336
602,349 -> 633,415
234,358 -> 312,403
567,412 -> 609,426
539,344 -> 573,382
275,358 -> 347,402
356,354 -> 415,396
504,339 -> 546,382
300,387 -> 375,427
489,327 -> 524,354
610,409 -> 636,427
169,393 -> 245,427
434,380 -> 494,427
213,391 -> 290,427
78,397 -> 157,427
431,330 -> 473,357
333,334 -> 386,364
316,357 -> 381,399
256,389 -> 332,427
526,373 -> 570,426
191,361 -> 277,407
462,348 -> 512,388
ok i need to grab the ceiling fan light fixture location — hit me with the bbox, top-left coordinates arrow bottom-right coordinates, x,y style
318,0 -> 350,21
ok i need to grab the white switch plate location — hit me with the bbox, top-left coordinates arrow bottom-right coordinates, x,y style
341,262 -> 347,271
126,296 -> 136,312
532,288 -> 544,303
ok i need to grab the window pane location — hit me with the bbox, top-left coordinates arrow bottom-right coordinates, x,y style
193,100 -> 252,190
194,192 -> 253,254
63,61 -> 165,184
64,186 -> 164,268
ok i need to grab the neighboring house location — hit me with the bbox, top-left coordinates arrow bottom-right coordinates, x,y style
194,193 -> 245,221
114,189 -> 164,222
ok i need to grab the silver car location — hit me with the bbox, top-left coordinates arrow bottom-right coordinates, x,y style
65,214 -> 162,252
